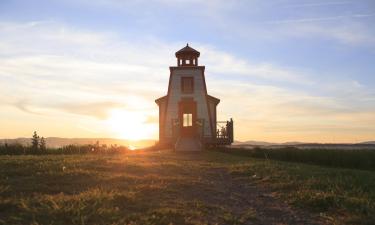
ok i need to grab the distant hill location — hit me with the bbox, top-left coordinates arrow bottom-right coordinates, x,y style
233,140 -> 276,146
233,140 -> 315,146
233,140 -> 375,146
0,137 -> 156,148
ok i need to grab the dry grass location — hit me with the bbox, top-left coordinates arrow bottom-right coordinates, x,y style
0,150 -> 373,224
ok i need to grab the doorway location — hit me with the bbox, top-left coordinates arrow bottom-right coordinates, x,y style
179,100 -> 197,137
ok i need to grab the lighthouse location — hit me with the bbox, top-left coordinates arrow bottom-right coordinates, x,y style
155,44 -> 233,151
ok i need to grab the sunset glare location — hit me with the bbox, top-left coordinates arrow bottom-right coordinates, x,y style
106,109 -> 156,141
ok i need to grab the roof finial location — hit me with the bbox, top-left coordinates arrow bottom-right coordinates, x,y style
187,43 -> 189,47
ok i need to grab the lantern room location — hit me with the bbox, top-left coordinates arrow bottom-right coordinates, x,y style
175,44 -> 200,67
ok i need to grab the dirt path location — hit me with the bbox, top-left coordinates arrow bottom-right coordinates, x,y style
206,167 -> 324,225
154,152 -> 326,225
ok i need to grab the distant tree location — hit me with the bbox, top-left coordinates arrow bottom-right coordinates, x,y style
31,131 -> 40,153
94,140 -> 100,152
39,137 -> 46,152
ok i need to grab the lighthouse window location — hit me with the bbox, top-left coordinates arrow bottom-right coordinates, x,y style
183,113 -> 193,127
181,77 -> 194,93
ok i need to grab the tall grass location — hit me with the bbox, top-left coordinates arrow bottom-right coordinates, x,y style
221,147 -> 375,171
1,151 -> 373,224
228,154 -> 375,224
0,143 -> 129,155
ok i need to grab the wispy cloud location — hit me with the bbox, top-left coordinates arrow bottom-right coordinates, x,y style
279,21 -> 375,46
0,20 -> 374,142
13,99 -> 43,115
264,13 -> 375,24
284,1 -> 353,8
10,99 -> 124,119
199,45 -> 312,84
210,80 -> 375,142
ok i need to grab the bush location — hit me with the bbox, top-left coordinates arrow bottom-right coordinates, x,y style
0,143 -> 129,155
0,143 -> 27,155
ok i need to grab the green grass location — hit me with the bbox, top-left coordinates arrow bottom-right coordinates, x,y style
228,157 -> 375,224
220,147 -> 375,171
0,150 -> 374,224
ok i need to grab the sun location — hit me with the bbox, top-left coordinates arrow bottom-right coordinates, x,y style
106,109 -> 156,140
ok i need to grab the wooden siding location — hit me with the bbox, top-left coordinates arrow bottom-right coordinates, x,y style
164,67 -> 212,138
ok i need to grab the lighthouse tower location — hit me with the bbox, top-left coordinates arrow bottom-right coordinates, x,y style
155,44 -> 233,151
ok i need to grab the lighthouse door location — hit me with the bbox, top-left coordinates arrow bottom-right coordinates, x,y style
179,100 -> 197,137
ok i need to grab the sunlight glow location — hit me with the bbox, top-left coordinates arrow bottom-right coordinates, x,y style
106,109 -> 156,140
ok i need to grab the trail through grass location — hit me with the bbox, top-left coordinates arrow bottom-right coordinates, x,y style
0,150 -> 373,224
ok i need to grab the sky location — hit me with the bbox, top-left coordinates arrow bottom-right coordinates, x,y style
0,0 -> 374,143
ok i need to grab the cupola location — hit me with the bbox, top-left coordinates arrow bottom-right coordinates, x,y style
175,43 -> 200,66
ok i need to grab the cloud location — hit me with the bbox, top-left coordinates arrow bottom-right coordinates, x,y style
49,0 -> 375,49
226,17 -> 375,48
0,20 -> 312,97
279,21 -> 375,46
68,0 -> 235,10
283,1 -> 353,8
264,13 -> 375,24
0,20 -> 374,142
6,98 -> 125,119
55,101 -> 126,119
199,45 -> 311,84
13,99 -> 43,115
208,78 -> 375,141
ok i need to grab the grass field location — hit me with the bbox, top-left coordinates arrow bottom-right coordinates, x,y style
221,147 -> 375,171
0,150 -> 374,224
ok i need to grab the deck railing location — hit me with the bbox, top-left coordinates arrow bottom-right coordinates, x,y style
215,118 -> 234,144
171,118 -> 234,145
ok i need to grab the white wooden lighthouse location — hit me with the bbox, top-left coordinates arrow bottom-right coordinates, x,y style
155,44 -> 233,151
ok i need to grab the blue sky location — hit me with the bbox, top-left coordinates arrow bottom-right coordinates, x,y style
0,0 -> 374,142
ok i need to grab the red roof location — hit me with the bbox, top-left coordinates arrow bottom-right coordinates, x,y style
175,44 -> 200,57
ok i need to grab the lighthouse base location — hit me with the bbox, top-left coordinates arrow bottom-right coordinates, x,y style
175,137 -> 202,151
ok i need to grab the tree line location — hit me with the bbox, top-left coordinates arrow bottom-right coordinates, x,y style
0,131 -> 130,155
